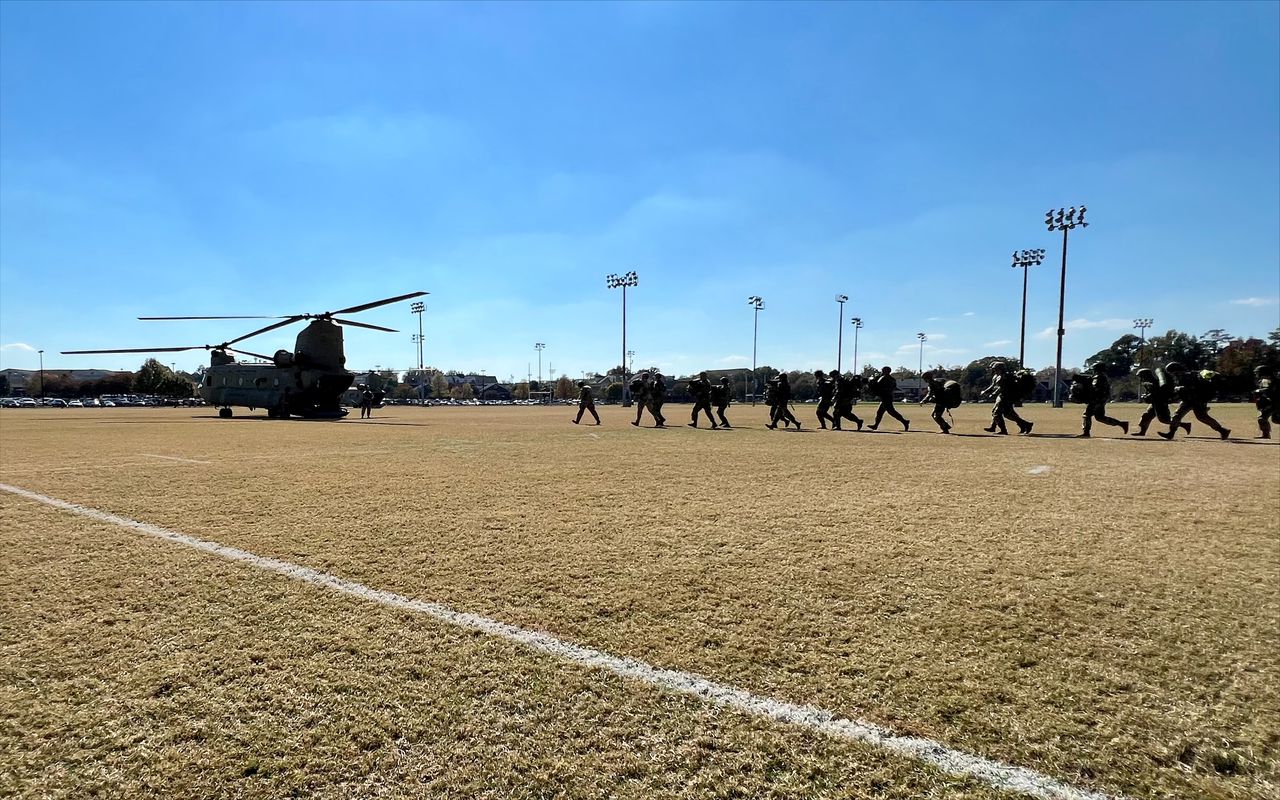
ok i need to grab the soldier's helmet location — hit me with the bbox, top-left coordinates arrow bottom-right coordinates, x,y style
814,369 -> 826,377
1165,361 -> 1185,373
922,370 -> 934,380
1136,368 -> 1155,380
720,377 -> 730,384
699,371 -> 708,379
880,365 -> 891,375
1090,362 -> 1106,373
577,381 -> 586,388
1255,365 -> 1273,377
992,362 -> 1007,373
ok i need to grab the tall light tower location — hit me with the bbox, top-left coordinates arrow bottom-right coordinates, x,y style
850,317 -> 863,375
1011,248 -> 1046,367
748,295 -> 764,405
410,301 -> 425,369
606,271 -> 639,405
38,349 -> 44,400
534,343 -> 545,386
835,294 -> 848,372
1046,205 -> 1089,407
1133,318 -> 1153,368
917,332 -> 927,376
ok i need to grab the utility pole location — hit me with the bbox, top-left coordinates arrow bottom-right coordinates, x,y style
835,294 -> 848,372
1045,205 -> 1089,407
1133,318 -> 1153,368
850,318 -> 863,375
1010,248 -> 1046,367
748,296 -> 764,404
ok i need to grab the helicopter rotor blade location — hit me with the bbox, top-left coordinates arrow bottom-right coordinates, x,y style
138,314 -> 293,321
222,346 -> 277,361
61,345 -> 209,355
331,317 -> 398,333
223,316 -> 305,346
330,291 -> 428,317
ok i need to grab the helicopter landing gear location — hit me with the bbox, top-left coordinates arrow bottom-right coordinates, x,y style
218,407 -> 232,419
267,406 -> 288,419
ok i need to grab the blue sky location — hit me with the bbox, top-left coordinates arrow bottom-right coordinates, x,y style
2,1 -> 1277,382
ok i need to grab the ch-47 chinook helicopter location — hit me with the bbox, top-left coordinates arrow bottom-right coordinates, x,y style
63,291 -> 427,419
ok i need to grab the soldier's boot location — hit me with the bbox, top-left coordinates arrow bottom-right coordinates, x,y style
1019,421 -> 1034,435
1157,427 -> 1176,440
1219,427 -> 1231,440
1258,419 -> 1271,439
854,416 -> 864,431
1132,412 -> 1152,436
1120,420 -> 1130,435
1077,417 -> 1092,438
903,419 -> 910,432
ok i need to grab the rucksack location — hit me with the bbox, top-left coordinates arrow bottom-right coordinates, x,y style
941,380 -> 962,409
1195,370 -> 1221,402
629,378 -> 644,394
1067,377 -> 1092,404
1012,370 -> 1037,401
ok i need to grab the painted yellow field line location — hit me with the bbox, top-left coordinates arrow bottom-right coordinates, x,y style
1,482 -> 1120,800
138,454 -> 212,465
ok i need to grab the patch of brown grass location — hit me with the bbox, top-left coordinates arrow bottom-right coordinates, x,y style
1,403 -> 1277,799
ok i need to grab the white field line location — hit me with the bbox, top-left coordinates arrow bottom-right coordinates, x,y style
138,454 -> 212,465
0,482 -> 1119,800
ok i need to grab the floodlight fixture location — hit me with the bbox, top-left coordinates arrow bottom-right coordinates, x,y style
607,271 -> 640,402
835,294 -> 849,371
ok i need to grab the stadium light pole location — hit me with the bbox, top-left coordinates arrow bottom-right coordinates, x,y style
38,349 -> 44,400
1046,205 -> 1089,407
534,343 -> 545,390
917,332 -> 927,376
835,294 -> 848,372
851,318 -> 863,375
606,271 -> 639,405
1011,248 -> 1046,367
748,295 -> 764,405
1134,318 -> 1153,368
411,301 -> 425,369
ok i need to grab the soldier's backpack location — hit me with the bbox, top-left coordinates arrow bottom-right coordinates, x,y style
629,377 -> 644,395
1067,376 -> 1093,404
1195,370 -> 1221,402
1007,369 -> 1036,402
941,380 -> 962,409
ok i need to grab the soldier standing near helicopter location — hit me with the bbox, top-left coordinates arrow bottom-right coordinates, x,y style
648,371 -> 668,427
360,385 -> 374,419
711,376 -> 732,428
866,366 -> 909,432
572,381 -> 600,425
630,372 -> 650,427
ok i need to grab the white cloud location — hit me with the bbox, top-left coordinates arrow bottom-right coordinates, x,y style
716,355 -> 750,366
1035,318 -> 1130,339
1231,297 -> 1277,307
983,340 -> 1013,348
963,311 -> 976,317
924,333 -> 947,340
925,316 -> 941,321
0,343 -> 37,352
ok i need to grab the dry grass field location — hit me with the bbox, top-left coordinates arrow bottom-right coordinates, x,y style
1,402 -> 1277,799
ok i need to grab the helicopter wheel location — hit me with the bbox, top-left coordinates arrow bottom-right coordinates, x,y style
218,407 -> 232,419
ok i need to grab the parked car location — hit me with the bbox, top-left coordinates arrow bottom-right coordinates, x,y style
67,400 -> 83,407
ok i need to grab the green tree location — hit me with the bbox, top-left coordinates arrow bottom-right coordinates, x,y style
1146,330 -> 1210,371
512,382 -> 530,401
1084,334 -> 1142,376
430,372 -> 449,398
134,359 -> 171,394
555,375 -> 574,400
960,355 -> 1020,399
450,383 -> 474,400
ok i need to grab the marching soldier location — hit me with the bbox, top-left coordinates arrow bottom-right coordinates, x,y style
1255,365 -> 1278,439
1078,363 -> 1129,438
648,371 -> 668,428
830,370 -> 864,431
980,362 -> 1032,435
687,371 -> 717,429
572,381 -> 600,425
630,372 -> 650,427
918,371 -> 951,434
711,376 -> 732,428
1131,366 -> 1189,437
814,370 -> 836,429
766,373 -> 801,429
1158,362 -> 1230,440
866,366 -> 909,432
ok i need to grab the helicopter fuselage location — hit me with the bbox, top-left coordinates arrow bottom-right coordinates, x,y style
202,320 -> 354,418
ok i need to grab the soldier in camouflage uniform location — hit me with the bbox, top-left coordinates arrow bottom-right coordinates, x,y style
814,370 -> 836,429
630,372 -> 650,427
1131,366 -> 1189,437
830,370 -> 864,431
711,376 -> 732,428
766,373 -> 801,430
572,381 -> 600,425
687,372 -> 717,429
980,362 -> 1032,435
1078,363 -> 1129,438
866,366 -> 909,432
918,371 -> 951,434
1253,365 -> 1277,439
648,371 -> 668,428
1158,362 -> 1230,440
